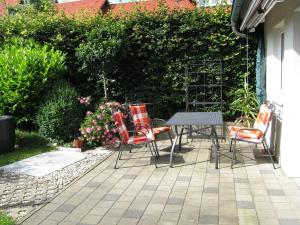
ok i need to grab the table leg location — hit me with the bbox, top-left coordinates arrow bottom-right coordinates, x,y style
211,126 -> 219,169
178,127 -> 184,151
170,135 -> 179,167
170,125 -> 180,167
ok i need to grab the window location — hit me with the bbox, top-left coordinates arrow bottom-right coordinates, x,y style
280,32 -> 284,89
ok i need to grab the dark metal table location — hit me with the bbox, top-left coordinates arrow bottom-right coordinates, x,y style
166,112 -> 223,168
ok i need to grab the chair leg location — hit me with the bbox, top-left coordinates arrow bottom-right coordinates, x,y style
154,141 -> 160,158
231,138 -> 237,168
229,139 -> 233,152
168,131 -> 173,145
263,140 -> 276,169
129,144 -> 133,153
115,144 -> 124,169
148,142 -> 157,168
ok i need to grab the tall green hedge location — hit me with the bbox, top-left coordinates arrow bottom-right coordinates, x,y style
0,5 -> 257,122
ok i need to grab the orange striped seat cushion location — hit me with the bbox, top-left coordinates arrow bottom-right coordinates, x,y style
153,126 -> 171,134
128,133 -> 155,145
228,125 -> 263,140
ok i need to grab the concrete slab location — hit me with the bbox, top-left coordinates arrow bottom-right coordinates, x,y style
0,151 -> 86,177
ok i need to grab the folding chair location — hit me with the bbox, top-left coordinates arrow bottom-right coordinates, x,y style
113,111 -> 158,169
129,103 -> 173,155
228,102 -> 276,169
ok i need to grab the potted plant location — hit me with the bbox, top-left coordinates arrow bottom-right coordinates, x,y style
73,137 -> 84,148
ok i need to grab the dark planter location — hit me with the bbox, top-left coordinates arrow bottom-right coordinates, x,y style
0,115 -> 15,154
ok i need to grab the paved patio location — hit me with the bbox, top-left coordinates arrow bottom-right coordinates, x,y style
21,138 -> 300,225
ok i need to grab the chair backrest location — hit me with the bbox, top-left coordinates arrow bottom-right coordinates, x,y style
113,111 -> 129,144
129,104 -> 152,130
253,103 -> 273,134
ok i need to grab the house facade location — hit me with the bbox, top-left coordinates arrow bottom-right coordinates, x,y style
231,0 -> 300,177
199,0 -> 232,7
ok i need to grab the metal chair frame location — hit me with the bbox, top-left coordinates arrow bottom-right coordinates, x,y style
230,102 -> 277,169
129,103 -> 173,151
114,114 -> 158,169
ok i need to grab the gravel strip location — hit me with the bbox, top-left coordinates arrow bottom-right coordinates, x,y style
0,148 -> 112,221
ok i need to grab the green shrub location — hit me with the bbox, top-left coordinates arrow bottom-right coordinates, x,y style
0,38 -> 66,128
16,130 -> 49,148
37,80 -> 83,143
0,211 -> 14,225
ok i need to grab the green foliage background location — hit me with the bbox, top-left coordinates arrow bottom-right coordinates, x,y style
0,5 -> 257,123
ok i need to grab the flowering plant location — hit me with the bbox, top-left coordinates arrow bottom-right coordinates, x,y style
77,96 -> 91,106
80,101 -> 128,147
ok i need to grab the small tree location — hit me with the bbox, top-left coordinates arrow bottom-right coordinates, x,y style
76,19 -> 127,101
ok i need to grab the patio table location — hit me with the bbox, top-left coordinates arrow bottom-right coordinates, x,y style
166,112 -> 223,168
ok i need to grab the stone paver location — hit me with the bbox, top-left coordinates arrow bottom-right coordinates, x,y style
19,139 -> 300,225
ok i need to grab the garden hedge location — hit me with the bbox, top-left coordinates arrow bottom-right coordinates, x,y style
0,5 -> 257,127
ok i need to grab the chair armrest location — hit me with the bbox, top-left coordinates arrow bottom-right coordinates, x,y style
236,128 -> 261,132
152,118 -> 167,122
235,128 -> 263,138
134,122 -> 153,134
151,118 -> 169,127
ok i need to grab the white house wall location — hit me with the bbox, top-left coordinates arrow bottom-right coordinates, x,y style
265,0 -> 300,177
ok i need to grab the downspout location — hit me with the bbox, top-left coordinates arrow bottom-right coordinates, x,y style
231,18 -> 247,39
231,0 -> 256,40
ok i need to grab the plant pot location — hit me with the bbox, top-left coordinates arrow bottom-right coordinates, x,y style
0,115 -> 15,154
73,138 -> 83,148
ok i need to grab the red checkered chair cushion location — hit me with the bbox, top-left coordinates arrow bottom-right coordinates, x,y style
153,126 -> 171,134
228,103 -> 272,142
129,104 -> 171,135
228,126 -> 264,142
253,104 -> 272,133
129,104 -> 152,130
128,133 -> 155,145
113,111 -> 155,145
113,111 -> 129,144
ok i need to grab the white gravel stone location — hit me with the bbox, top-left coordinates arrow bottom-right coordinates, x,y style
0,148 -> 112,221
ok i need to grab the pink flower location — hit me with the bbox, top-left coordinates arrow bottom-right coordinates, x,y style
78,96 -> 91,106
86,127 -> 92,133
86,111 -> 92,116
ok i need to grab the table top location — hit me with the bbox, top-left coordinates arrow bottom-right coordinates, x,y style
166,112 -> 223,126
